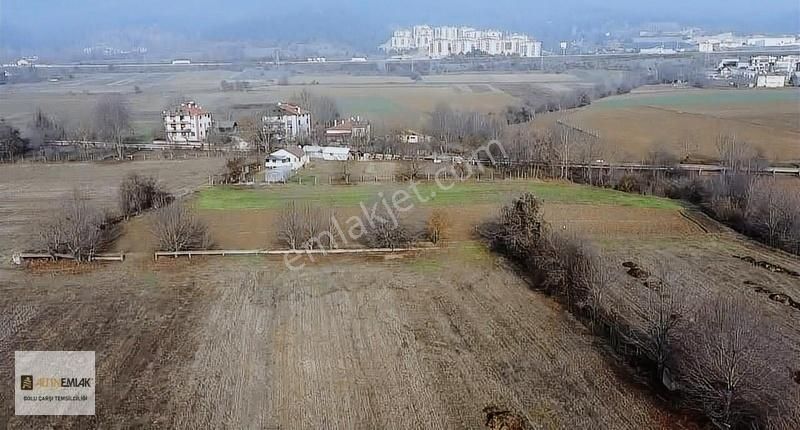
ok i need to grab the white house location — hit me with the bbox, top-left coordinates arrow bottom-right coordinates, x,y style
756,74 -> 786,88
265,147 -> 309,171
325,117 -> 371,145
163,101 -> 213,144
397,130 -> 432,144
263,103 -> 311,142
303,145 -> 351,161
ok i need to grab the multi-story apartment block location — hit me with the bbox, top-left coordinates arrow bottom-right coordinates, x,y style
262,102 -> 311,143
162,101 -> 212,144
383,25 -> 541,58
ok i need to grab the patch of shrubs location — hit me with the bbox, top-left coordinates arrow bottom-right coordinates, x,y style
119,173 -> 173,218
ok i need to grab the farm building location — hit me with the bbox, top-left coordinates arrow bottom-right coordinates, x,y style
325,117 -> 371,145
303,145 -> 351,161
265,147 -> 308,171
162,101 -> 213,144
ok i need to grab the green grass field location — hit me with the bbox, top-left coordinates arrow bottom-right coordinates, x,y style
595,88 -> 800,109
196,181 -> 682,211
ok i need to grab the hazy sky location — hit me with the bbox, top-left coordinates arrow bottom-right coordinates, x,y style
2,0 -> 799,53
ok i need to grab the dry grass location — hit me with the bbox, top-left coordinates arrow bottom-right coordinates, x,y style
0,252 -> 680,429
0,158 -> 224,266
532,87 -> 800,162
0,70 -> 597,133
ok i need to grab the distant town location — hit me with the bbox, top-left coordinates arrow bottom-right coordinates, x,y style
381,25 -> 543,58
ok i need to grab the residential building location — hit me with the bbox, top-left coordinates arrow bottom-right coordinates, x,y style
262,102 -> 311,143
750,55 -> 777,73
397,130 -> 432,144
382,25 -> 542,58
775,55 -> 800,74
746,36 -> 799,47
265,147 -> 308,170
325,117 -> 371,145
214,120 -> 238,134
756,74 -> 786,88
162,101 -> 213,144
303,146 -> 351,161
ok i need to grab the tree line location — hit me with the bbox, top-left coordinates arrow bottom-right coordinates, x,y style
482,193 -> 799,429
35,173 -> 209,261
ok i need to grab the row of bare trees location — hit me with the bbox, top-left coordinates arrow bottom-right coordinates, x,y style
705,174 -> 800,254
482,193 -> 799,429
13,95 -> 132,161
612,168 -> 800,256
37,190 -> 119,261
277,202 -> 450,250
36,174 -> 209,260
0,120 -> 29,161
427,103 -> 506,149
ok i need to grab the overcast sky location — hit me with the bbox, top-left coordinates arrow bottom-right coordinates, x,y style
2,0 -> 799,53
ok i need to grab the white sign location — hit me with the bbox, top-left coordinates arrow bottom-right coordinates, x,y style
15,351 -> 95,415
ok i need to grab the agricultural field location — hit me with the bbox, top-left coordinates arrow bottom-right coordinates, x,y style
1,248 -> 685,429
0,70 -> 587,136
535,86 -> 800,162
0,157 -> 224,270
2,158 -> 799,428
114,180 -> 691,253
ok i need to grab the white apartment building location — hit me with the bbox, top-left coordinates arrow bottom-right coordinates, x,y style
162,102 -> 212,144
383,25 -> 542,58
262,102 -> 311,142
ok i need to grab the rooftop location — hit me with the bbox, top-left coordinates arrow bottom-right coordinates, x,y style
165,101 -> 208,116
265,102 -> 309,117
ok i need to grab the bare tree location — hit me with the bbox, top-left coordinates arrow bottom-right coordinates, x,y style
0,120 -> 29,160
489,192 -> 545,258
746,178 -> 800,250
426,210 -> 450,245
626,266 -> 689,385
150,203 -> 210,252
679,295 -> 777,429
237,115 -> 271,153
363,217 -> 413,250
37,189 -> 113,261
224,157 -> 248,183
277,201 -> 325,250
28,108 -> 66,146
119,173 -> 173,218
400,155 -> 423,181
290,89 -> 340,139
94,94 -> 132,159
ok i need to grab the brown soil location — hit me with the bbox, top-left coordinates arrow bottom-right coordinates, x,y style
0,158 -> 224,268
0,251 -> 682,429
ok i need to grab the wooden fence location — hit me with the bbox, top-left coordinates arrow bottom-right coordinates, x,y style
154,247 -> 438,260
12,253 -> 125,265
